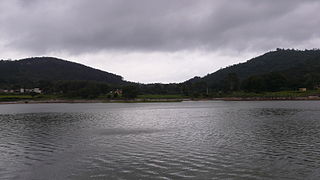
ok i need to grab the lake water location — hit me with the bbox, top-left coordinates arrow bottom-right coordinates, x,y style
1,101 -> 320,180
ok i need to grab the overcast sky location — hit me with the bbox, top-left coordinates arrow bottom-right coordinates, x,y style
1,0 -> 320,83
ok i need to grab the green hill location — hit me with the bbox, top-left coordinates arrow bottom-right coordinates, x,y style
185,49 -> 320,92
2,49 -> 320,98
0,57 -> 125,88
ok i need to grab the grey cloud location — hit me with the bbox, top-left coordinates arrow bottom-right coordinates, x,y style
0,0 -> 319,54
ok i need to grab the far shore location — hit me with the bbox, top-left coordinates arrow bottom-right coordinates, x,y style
0,98 -> 183,104
1,96 -> 320,105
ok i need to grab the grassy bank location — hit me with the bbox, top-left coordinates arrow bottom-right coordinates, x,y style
1,90 -> 320,103
0,94 -> 184,103
0,95 -> 33,102
137,94 -> 186,99
0,94 -> 63,102
216,90 -> 320,98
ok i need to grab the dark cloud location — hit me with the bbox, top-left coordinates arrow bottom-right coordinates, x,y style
0,0 -> 319,54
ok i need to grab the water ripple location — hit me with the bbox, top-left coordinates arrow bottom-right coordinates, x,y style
1,102 -> 320,179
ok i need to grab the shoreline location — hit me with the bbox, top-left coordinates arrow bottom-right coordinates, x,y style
1,96 -> 320,104
209,96 -> 320,101
0,98 -> 183,104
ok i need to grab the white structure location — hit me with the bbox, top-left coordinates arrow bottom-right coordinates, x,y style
0,88 -> 42,94
299,88 -> 307,92
33,88 -> 42,94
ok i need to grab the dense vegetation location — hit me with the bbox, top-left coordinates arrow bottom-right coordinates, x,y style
0,57 -> 129,99
183,49 -> 320,95
1,49 -> 320,100
0,57 -> 125,88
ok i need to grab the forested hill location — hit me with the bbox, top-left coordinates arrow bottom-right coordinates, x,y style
186,49 -> 320,90
0,57 -> 125,87
2,49 -> 320,97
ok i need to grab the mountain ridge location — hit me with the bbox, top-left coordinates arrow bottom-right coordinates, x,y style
0,57 -> 125,88
186,49 -> 320,88
2,49 -> 320,95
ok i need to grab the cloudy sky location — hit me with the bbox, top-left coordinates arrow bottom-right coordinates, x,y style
1,0 -> 320,83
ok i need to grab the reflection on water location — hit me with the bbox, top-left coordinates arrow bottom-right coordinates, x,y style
94,128 -> 163,136
1,101 -> 320,179
251,108 -> 300,117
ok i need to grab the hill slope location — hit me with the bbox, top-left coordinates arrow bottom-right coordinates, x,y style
189,49 -> 320,87
0,57 -> 125,88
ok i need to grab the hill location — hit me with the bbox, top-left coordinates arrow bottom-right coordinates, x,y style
185,49 -> 320,92
2,49 -> 320,98
0,57 -> 125,88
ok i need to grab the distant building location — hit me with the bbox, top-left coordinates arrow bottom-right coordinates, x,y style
33,88 -> 42,94
114,89 -> 122,95
299,88 -> 307,92
0,87 -> 42,94
25,89 -> 32,93
108,89 -> 122,98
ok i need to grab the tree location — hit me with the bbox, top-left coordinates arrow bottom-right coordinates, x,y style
263,72 -> 287,91
122,85 -> 139,99
241,76 -> 266,92
223,73 -> 239,92
54,80 -> 109,99
304,73 -> 320,89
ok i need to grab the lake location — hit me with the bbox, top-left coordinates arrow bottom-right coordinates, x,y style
1,101 -> 320,179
